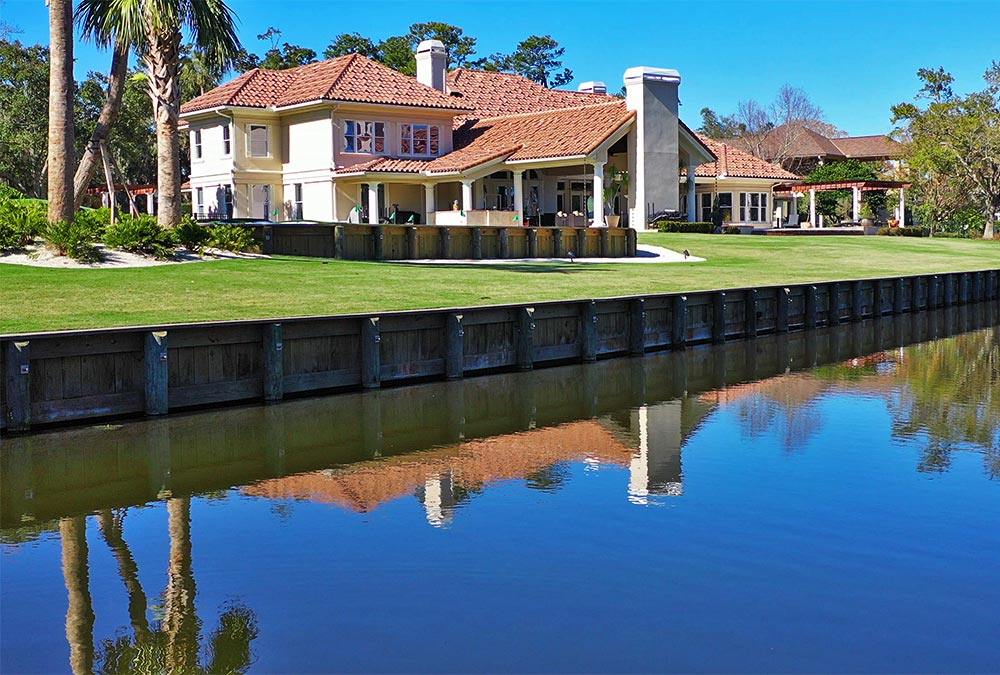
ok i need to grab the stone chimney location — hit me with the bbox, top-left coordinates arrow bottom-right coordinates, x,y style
624,67 -> 681,225
416,39 -> 447,93
577,81 -> 607,95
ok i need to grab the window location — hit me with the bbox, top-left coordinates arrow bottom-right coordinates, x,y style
223,185 -> 233,218
344,121 -> 386,153
400,124 -> 440,156
248,125 -> 269,157
193,130 -> 203,160
195,187 -> 204,218
222,125 -> 231,155
739,192 -> 768,223
250,185 -> 271,220
700,192 -> 732,222
293,183 -> 303,220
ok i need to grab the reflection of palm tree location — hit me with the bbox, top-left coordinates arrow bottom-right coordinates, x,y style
91,500 -> 259,675
61,516 -> 95,675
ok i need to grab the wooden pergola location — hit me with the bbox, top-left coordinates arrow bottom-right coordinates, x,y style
773,179 -> 911,226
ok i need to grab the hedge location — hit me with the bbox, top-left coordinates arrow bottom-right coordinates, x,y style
877,226 -> 930,237
657,222 -> 716,234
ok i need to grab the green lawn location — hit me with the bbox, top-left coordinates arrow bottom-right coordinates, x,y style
2,233 -> 997,334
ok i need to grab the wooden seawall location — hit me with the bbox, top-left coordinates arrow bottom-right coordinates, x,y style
249,223 -> 636,260
3,270 -> 999,433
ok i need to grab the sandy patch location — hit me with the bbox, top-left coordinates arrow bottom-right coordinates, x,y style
0,243 -> 269,269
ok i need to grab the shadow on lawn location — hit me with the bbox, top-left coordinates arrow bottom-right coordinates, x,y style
386,262 -> 617,274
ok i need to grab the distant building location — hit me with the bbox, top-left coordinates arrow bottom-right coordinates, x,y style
755,123 -> 904,176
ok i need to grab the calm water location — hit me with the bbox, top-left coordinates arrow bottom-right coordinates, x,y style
2,304 -> 999,674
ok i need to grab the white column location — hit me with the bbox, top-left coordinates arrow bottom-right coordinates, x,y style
512,170 -> 524,225
367,182 -> 380,224
687,163 -> 697,222
898,187 -> 905,225
852,186 -> 861,222
424,183 -> 435,224
593,161 -> 605,226
791,193 -> 798,224
331,181 -> 339,222
461,179 -> 473,213
809,189 -> 816,227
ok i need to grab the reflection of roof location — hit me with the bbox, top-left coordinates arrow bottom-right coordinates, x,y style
242,420 -> 634,513
695,135 -> 800,181
181,54 -> 471,114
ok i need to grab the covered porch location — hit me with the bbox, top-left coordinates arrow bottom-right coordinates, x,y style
773,179 -> 911,229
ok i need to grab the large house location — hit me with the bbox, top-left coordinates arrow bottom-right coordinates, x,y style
180,40 -> 721,228
757,124 -> 904,175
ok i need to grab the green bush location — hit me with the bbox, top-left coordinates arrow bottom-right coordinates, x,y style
657,222 -> 717,234
42,220 -> 101,262
175,216 -> 211,252
0,185 -> 25,201
103,214 -> 176,259
74,207 -> 112,238
877,226 -> 929,237
208,224 -> 258,253
722,225 -> 742,235
0,198 -> 47,251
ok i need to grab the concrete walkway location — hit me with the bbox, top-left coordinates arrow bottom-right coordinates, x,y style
398,244 -> 705,265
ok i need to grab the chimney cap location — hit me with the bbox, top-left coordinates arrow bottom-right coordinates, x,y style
416,39 -> 447,55
623,67 -> 681,86
577,81 -> 608,94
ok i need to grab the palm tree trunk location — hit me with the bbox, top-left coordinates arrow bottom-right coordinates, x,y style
97,509 -> 151,640
146,30 -> 183,228
47,0 -> 75,223
73,40 -> 130,210
60,516 -> 95,675
164,496 -> 199,674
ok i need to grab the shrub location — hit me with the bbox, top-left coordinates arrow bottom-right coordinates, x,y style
208,224 -> 258,253
657,222 -> 717,234
175,216 -> 211,252
0,199 -> 46,251
103,214 -> 177,259
42,220 -> 101,262
722,225 -> 742,235
877,226 -> 929,237
0,185 -> 25,201
74,207 -> 112,238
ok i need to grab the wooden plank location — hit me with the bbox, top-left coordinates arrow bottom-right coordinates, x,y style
599,229 -> 609,257
32,391 -> 144,423
910,276 -> 921,311
263,323 -> 283,401
3,340 -> 31,431
893,278 -> 905,314
581,301 -> 598,362
527,228 -> 538,258
744,289 -> 759,338
282,318 -> 360,340
712,292 -> 726,344
283,368 -> 360,393
471,227 -> 483,259
827,283 -> 841,326
440,226 -> 451,259
169,379 -> 262,408
805,285 -> 817,328
406,227 -> 419,259
445,313 -> 464,379
381,358 -> 446,381
372,225 -> 384,261
575,229 -> 587,258
499,229 -> 510,258
144,331 -> 168,415
672,295 -> 688,349
959,272 -> 970,304
168,325 -> 260,349
516,307 -> 535,370
776,288 -> 790,333
534,343 -> 580,363
29,333 -> 142,359
852,281 -> 864,322
629,298 -> 646,355
361,317 -> 380,389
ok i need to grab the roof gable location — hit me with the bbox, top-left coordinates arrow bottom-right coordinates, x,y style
696,135 -> 801,181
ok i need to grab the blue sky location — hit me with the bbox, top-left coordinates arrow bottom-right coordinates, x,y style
4,0 -> 998,136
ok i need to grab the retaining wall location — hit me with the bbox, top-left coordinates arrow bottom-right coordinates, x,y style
3,270 -> 999,433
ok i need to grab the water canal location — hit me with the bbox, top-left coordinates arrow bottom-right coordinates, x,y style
2,303 -> 999,674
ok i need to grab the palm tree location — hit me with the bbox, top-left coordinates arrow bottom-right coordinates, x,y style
48,0 -> 75,223
76,0 -> 242,228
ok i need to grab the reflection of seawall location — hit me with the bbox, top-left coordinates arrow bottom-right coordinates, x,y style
3,303 -> 997,533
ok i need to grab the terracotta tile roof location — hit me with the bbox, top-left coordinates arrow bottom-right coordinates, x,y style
830,135 -> 904,159
333,157 -> 435,175
181,54 -> 471,114
446,68 -> 618,127
695,134 -> 801,181
241,420 -> 634,514
426,101 -> 634,173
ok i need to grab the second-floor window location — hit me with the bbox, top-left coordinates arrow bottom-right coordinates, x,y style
344,121 -> 385,153
222,125 -> 231,155
248,124 -> 269,157
193,129 -> 203,159
400,124 -> 440,157
293,183 -> 303,220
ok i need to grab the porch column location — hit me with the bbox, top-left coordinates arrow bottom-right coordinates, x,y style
791,192 -> 799,223
687,163 -> 697,222
809,188 -> 816,227
898,187 -> 905,225
593,161 -> 605,226
461,179 -> 473,213
852,186 -> 861,222
424,183 -> 435,224
512,170 -> 524,225
367,182 -> 380,224
331,181 -> 339,221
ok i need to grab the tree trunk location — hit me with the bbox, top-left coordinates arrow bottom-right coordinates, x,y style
146,30 -> 183,228
985,198 -> 998,240
73,40 -> 130,210
164,496 -> 198,674
47,0 -> 74,223
60,516 -> 95,675
97,509 -> 151,640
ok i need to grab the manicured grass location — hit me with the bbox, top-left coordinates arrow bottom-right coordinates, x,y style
1,233 -> 997,334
